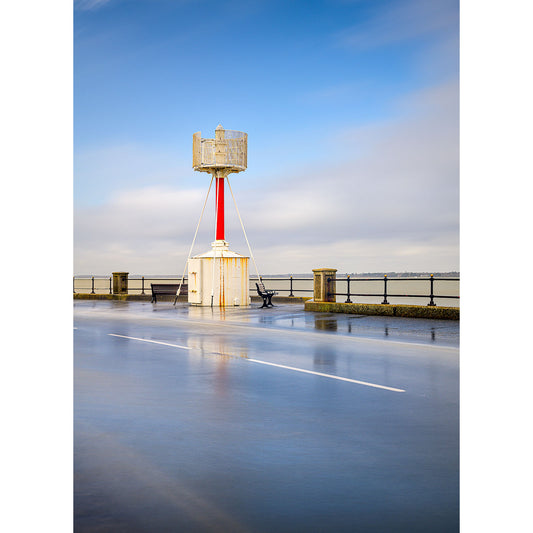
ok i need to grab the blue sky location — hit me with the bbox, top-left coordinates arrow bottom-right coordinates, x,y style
73,0 -> 460,274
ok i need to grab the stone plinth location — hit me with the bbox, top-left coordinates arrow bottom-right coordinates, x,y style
313,268 -> 337,302
112,272 -> 129,295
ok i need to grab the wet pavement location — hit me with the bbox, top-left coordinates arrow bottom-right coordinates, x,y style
74,300 -> 459,532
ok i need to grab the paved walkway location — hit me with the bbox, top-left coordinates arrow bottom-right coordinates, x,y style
74,300 -> 459,532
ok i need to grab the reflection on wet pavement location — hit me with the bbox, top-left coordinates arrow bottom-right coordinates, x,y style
74,301 -> 459,532
99,300 -> 459,347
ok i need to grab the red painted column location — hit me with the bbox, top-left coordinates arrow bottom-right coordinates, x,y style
215,176 -> 225,240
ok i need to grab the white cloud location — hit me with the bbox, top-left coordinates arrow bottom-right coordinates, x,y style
74,79 -> 459,275
74,143 -> 191,208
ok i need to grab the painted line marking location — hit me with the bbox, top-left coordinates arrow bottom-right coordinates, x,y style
108,333 -> 191,350
247,359 -> 405,392
108,333 -> 404,392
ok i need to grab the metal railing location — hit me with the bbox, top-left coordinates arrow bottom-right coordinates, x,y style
252,276 -> 313,297
73,275 -> 315,296
73,274 -> 459,306
72,276 -> 184,295
328,275 -> 459,307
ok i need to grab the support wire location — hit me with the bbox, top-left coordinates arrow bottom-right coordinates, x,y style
174,175 -> 214,305
226,177 -> 262,283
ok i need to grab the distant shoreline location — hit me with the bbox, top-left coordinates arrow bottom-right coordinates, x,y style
74,272 -> 460,279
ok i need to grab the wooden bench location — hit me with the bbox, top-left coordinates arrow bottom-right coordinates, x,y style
151,283 -> 188,303
255,282 -> 277,308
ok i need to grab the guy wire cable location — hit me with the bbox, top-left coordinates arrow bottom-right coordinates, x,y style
174,175 -> 214,305
226,177 -> 262,283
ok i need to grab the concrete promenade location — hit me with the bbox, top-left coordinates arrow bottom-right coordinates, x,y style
74,300 -> 459,532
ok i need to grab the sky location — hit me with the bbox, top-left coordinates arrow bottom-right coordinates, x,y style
73,0 -> 460,275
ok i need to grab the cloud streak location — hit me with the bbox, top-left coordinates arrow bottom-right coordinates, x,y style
74,79 -> 458,275
336,0 -> 459,51
74,0 -> 114,11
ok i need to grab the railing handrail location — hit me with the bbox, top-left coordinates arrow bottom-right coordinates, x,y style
74,275 -> 459,280
334,276 -> 460,281
327,274 -> 459,307
73,273 -> 460,306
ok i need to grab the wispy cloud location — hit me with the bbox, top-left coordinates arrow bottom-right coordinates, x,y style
74,143 -> 191,208
303,81 -> 366,103
336,0 -> 459,50
74,0 -> 114,11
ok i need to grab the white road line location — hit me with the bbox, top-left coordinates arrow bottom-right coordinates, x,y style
108,333 -> 191,350
108,333 -> 404,392
247,359 -> 405,392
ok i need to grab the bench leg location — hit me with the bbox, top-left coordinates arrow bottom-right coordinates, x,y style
260,296 -> 269,308
267,294 -> 273,307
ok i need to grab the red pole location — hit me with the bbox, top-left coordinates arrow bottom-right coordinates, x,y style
215,176 -> 225,240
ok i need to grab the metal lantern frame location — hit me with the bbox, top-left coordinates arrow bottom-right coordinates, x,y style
192,127 -> 247,173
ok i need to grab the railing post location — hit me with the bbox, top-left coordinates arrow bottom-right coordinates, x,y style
73,276 -> 76,294
345,275 -> 352,303
428,274 -> 436,306
289,276 -> 294,297
141,276 -> 145,295
381,274 -> 389,304
91,276 -> 95,294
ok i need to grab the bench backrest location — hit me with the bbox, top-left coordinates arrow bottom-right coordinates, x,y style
151,283 -> 188,295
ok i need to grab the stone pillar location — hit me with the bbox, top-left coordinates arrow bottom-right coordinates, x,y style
112,272 -> 129,295
313,268 -> 337,302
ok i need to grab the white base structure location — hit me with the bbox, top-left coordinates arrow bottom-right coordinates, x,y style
188,240 -> 249,307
